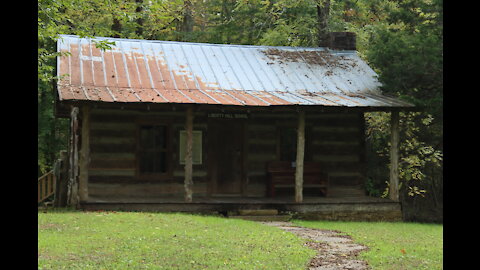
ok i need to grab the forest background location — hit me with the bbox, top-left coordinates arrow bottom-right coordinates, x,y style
38,0 -> 443,222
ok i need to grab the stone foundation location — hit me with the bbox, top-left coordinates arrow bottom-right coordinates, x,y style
294,209 -> 403,222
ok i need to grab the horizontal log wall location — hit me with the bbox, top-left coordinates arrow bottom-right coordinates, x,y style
244,111 -> 366,197
86,106 -> 366,199
246,122 -> 278,196
88,108 -> 208,198
309,112 -> 366,187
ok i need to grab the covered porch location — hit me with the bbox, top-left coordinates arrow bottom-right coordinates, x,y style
66,103 -> 405,219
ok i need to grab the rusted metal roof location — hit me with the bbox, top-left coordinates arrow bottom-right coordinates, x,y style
57,35 -> 414,108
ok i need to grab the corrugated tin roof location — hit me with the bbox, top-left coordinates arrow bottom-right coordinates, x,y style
56,35 -> 414,108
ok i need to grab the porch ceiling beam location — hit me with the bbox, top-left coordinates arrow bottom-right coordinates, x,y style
295,110 -> 306,203
184,105 -> 194,202
389,111 -> 400,201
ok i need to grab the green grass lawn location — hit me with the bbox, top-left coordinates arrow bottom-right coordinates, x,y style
38,210 -> 315,270
39,210 -> 443,270
292,220 -> 443,270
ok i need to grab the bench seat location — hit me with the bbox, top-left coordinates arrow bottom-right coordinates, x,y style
266,161 -> 328,197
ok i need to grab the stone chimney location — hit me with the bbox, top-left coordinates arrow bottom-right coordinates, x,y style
328,32 -> 356,50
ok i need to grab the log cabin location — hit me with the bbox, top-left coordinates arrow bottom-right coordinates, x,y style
54,33 -> 414,221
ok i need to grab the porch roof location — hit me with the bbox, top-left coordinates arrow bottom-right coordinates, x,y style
56,35 -> 414,108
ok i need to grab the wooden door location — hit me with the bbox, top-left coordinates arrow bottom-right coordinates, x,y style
209,120 -> 244,195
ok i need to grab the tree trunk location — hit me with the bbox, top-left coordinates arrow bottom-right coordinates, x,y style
180,0 -> 194,41
112,11 -> 122,38
54,150 -> 68,207
135,0 -> 144,36
316,0 -> 331,47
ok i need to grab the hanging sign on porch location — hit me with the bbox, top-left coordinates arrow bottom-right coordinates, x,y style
208,113 -> 248,119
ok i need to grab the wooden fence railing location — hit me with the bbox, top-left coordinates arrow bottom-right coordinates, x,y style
38,170 -> 55,203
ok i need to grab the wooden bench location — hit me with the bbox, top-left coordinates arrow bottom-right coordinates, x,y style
266,161 -> 328,197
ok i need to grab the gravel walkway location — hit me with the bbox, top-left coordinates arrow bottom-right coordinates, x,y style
261,221 -> 370,270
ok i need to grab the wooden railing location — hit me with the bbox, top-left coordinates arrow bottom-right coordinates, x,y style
38,170 -> 56,203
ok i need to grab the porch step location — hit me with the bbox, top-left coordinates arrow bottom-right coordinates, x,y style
238,209 -> 278,216
228,209 -> 289,221
229,215 -> 292,222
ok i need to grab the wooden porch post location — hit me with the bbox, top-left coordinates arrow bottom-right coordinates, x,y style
78,105 -> 90,202
184,106 -> 194,202
295,110 -> 306,203
389,110 -> 400,201
67,107 -> 80,206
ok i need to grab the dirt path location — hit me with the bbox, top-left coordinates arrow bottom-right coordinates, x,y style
261,221 -> 370,270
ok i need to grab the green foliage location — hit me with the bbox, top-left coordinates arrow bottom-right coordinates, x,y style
38,0 -> 69,175
367,29 -> 442,113
364,178 -> 381,197
366,0 -> 443,113
256,0 -> 318,47
365,111 -> 442,199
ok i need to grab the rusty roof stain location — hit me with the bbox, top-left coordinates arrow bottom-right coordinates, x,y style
56,35 -> 414,108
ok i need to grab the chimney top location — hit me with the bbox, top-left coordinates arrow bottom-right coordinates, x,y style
329,32 -> 356,50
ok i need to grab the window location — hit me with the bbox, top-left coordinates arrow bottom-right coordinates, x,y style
179,130 -> 202,165
138,125 -> 169,175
